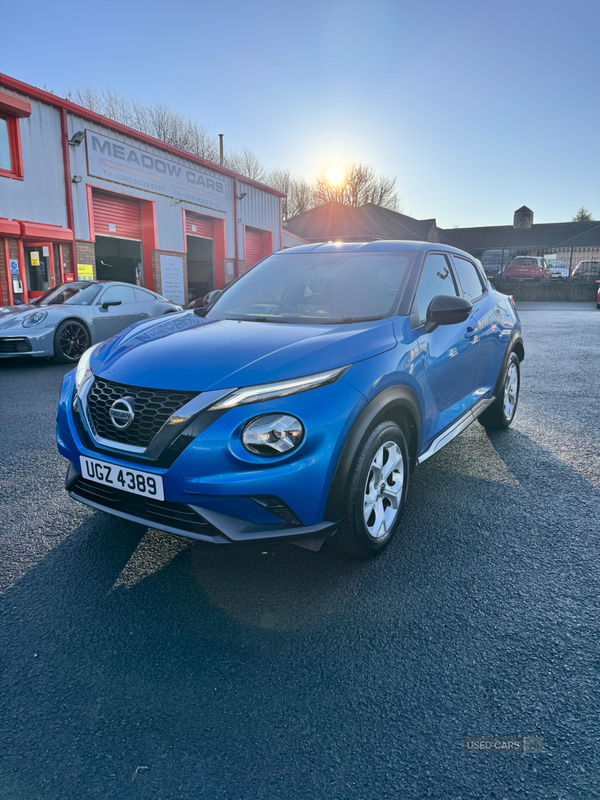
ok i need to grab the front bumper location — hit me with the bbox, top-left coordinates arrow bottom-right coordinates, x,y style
0,327 -> 55,358
57,369 -> 366,545
66,465 -> 337,545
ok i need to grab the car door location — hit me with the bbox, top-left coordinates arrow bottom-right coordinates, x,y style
94,285 -> 143,341
450,255 -> 506,400
412,252 -> 481,446
134,287 -> 161,319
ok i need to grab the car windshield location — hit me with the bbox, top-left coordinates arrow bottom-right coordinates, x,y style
31,282 -> 91,306
206,251 -> 416,324
63,284 -> 103,305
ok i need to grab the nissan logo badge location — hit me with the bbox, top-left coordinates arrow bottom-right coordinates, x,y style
109,397 -> 135,430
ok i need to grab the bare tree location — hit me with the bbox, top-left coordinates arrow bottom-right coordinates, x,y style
266,169 -> 315,220
71,86 -> 220,162
223,148 -> 267,182
572,206 -> 595,222
313,163 -> 400,211
290,177 -> 314,218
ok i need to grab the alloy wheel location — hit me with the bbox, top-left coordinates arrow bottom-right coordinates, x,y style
503,361 -> 519,421
363,441 -> 404,539
59,323 -> 88,362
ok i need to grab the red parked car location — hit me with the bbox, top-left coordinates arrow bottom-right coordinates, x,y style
596,280 -> 600,309
504,256 -> 551,282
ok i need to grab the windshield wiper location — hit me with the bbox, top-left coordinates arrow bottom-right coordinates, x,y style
238,316 -> 291,323
330,316 -> 385,324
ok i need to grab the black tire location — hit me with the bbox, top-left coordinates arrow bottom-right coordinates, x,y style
478,351 -> 520,430
328,421 -> 409,560
53,319 -> 90,363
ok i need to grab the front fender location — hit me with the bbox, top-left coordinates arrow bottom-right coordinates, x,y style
324,384 -> 421,521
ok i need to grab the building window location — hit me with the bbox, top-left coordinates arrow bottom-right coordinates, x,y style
0,115 -> 23,179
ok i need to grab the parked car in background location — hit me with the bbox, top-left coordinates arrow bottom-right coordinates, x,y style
57,241 -> 525,560
481,249 -> 509,279
571,261 -> 600,283
504,256 -> 551,282
547,260 -> 569,280
596,281 -> 600,309
0,281 -> 182,362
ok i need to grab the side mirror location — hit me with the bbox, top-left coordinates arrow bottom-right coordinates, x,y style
424,295 -> 472,333
192,289 -> 222,316
101,300 -> 123,311
204,289 -> 222,306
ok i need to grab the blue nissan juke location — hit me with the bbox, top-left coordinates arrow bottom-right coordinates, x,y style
56,241 -> 524,559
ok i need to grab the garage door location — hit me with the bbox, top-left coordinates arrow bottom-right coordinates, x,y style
92,191 -> 142,240
244,228 -> 263,268
186,213 -> 213,239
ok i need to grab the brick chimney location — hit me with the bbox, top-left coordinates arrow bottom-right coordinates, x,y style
513,206 -> 533,229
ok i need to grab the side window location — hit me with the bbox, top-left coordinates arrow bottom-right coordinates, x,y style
0,114 -> 24,179
415,254 -> 457,324
452,256 -> 485,302
99,285 -> 136,304
134,288 -> 156,302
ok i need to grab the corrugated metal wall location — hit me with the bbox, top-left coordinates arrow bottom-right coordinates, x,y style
236,182 -> 281,261
0,94 -> 67,228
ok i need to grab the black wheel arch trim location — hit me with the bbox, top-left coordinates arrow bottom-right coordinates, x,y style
55,317 -> 91,346
324,384 -> 421,521
493,331 -> 524,398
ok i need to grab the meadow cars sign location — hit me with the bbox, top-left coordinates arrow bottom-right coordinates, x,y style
86,131 -> 227,212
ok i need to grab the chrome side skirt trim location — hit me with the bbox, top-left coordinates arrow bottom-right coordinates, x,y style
417,396 -> 495,465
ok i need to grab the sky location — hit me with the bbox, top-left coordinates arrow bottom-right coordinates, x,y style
2,0 -> 599,228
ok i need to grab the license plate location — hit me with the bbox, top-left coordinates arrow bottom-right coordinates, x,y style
80,456 -> 164,501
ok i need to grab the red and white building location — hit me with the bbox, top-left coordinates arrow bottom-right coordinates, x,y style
0,74 -> 286,306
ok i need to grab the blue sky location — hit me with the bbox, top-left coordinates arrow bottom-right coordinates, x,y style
3,0 -> 599,227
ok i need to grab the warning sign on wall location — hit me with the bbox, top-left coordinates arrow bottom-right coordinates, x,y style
77,264 -> 94,281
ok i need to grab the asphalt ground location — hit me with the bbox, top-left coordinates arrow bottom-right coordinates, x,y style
1,301 -> 599,799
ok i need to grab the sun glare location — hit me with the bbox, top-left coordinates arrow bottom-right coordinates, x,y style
325,165 -> 345,187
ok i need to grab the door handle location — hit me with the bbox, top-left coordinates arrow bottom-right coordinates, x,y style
136,313 -> 146,317
465,326 -> 477,337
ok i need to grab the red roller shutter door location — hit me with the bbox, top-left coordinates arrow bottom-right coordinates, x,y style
244,228 -> 263,268
186,213 -> 213,239
92,191 -> 142,240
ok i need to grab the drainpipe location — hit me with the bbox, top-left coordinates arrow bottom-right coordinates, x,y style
233,177 -> 239,279
60,108 -> 77,273
279,197 -> 283,251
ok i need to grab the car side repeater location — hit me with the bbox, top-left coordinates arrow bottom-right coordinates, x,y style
425,295 -> 472,333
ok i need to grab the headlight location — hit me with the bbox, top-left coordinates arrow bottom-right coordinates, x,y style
75,343 -> 100,392
22,310 -> 48,327
210,366 -> 349,410
242,414 -> 304,456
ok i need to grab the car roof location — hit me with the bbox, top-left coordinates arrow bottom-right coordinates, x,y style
278,240 -> 475,258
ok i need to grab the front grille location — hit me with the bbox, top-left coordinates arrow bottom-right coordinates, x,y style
85,377 -> 198,448
0,338 -> 32,354
71,477 -> 214,535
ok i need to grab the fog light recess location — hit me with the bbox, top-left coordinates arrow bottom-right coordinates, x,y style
242,414 -> 304,456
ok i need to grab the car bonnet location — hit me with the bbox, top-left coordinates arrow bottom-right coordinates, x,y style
89,312 -> 398,392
